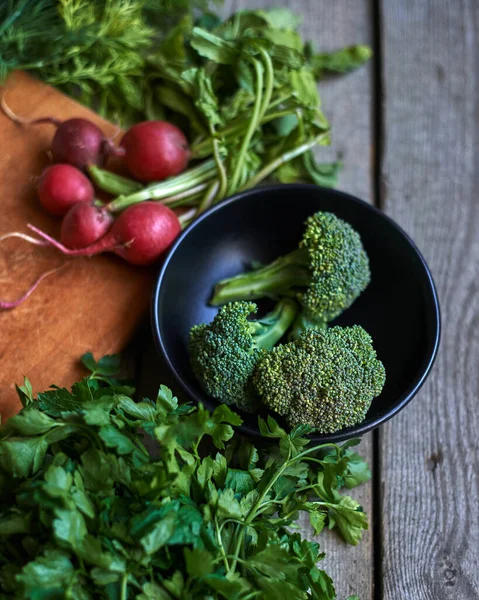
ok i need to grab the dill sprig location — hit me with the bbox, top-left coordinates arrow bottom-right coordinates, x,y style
0,0 -> 219,124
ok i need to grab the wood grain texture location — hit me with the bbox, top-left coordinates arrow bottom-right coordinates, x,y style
379,1 -> 479,598
141,2 -> 377,598
0,72 -> 153,421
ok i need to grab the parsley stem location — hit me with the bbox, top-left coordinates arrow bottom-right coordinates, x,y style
299,456 -> 326,466
214,517 -> 230,571
229,447 -> 293,574
217,518 -> 244,537
228,440 -> 344,575
228,58 -> 264,194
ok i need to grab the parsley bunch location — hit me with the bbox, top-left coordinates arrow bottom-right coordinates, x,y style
0,354 -> 369,599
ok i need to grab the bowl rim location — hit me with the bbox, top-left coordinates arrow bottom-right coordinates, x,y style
151,183 -> 441,443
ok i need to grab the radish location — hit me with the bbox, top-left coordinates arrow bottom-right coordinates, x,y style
38,164 -> 94,216
50,118 -> 118,169
120,121 -> 189,182
1,97 -> 121,170
61,203 -> 114,249
28,202 -> 181,266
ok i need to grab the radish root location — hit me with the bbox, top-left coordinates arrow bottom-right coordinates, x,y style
27,224 -> 77,254
103,138 -> 126,158
27,224 -> 125,255
0,232 -> 49,246
0,265 -> 66,310
1,93 -> 61,126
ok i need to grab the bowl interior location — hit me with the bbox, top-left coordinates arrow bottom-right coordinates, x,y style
153,185 -> 440,442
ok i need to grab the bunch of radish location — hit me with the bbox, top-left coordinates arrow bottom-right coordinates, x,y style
1,102 -> 192,308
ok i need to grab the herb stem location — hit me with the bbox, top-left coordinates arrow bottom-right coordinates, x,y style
197,180 -> 220,215
88,166 -> 143,196
161,183 -> 209,205
228,447 -> 293,574
217,518 -> 244,537
228,58 -> 264,194
120,574 -> 127,600
258,48 -> 274,125
168,190 -> 205,208
190,110 -> 296,159
240,132 -> 329,190
228,441 -> 343,575
214,517 -> 230,571
210,125 -> 228,202
106,160 -> 216,212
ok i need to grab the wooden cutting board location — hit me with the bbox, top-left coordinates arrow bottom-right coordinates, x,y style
0,72 -> 153,421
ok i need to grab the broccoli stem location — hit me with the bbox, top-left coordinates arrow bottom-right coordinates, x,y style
249,298 -> 298,349
289,311 -> 327,340
210,249 -> 311,306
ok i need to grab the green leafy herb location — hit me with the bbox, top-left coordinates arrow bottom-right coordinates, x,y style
1,2 -> 370,220
91,7 -> 369,219
0,352 -> 370,598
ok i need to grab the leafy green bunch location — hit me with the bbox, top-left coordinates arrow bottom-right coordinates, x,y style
2,1 -> 371,217
0,0 -> 221,123
0,354 -> 369,599
102,8 -> 371,213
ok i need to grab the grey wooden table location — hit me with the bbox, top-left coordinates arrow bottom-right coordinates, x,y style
137,1 -> 479,598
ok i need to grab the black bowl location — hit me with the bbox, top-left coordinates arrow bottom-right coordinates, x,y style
152,184 -> 440,443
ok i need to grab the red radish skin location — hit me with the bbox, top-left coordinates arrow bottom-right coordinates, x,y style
51,118 -> 116,170
0,98 -> 122,170
61,203 -> 114,249
29,202 -> 181,266
38,164 -> 94,216
121,121 -> 189,182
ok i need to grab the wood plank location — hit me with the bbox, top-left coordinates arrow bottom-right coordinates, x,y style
379,1 -> 479,598
0,73 -> 152,422
141,2 -> 377,598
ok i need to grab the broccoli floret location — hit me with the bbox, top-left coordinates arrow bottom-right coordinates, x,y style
252,325 -> 386,433
210,212 -> 370,329
189,299 -> 297,412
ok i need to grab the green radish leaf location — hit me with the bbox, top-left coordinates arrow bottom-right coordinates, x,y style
190,27 -> 238,64
310,44 -> 373,77
259,7 -> 303,30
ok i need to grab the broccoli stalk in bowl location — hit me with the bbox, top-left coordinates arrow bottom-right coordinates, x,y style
189,299 -> 297,412
210,212 -> 371,334
252,325 -> 386,433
